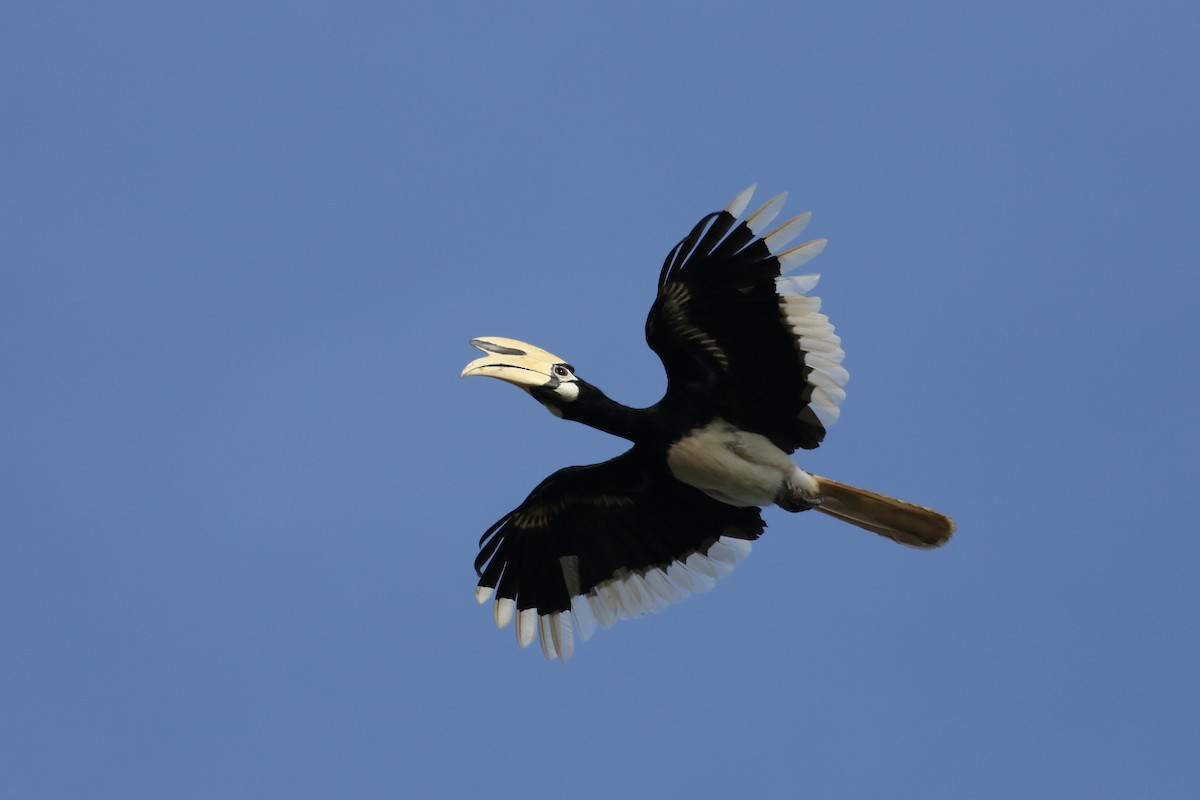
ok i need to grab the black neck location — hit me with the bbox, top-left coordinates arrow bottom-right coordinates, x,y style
553,381 -> 651,442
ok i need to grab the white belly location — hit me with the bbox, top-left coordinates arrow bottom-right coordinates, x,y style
666,420 -> 815,507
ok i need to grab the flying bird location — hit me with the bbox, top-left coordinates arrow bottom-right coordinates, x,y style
462,185 -> 954,661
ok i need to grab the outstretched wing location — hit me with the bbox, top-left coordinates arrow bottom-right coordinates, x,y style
645,185 -> 848,452
474,447 -> 765,661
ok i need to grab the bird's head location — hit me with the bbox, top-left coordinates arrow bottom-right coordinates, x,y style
462,337 -> 581,415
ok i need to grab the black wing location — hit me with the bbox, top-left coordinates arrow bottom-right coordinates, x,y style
645,185 -> 848,452
474,447 -> 764,661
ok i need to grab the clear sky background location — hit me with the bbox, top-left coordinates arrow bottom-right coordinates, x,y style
3,2 -> 1198,797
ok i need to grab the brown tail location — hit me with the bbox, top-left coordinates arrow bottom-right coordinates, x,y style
811,475 -> 955,548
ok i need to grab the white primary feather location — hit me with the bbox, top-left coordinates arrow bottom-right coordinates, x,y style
619,577 -> 650,618
763,212 -> 812,254
625,572 -> 663,614
778,261 -> 850,425
570,597 -> 599,642
559,554 -> 582,597
539,612 -> 575,661
809,392 -> 844,425
725,184 -> 757,218
778,274 -> 822,296
807,378 -> 846,403
777,239 -> 827,273
798,336 -> 844,357
665,561 -> 698,594
613,573 -> 644,617
685,551 -> 721,581
501,533 -> 756,661
808,377 -> 848,402
494,597 -> 515,629
586,586 -> 620,629
706,552 -> 736,579
798,338 -> 842,360
600,580 -> 632,623
643,567 -> 683,605
553,613 -> 574,661
539,614 -> 558,660
604,578 -> 635,620
787,316 -> 833,335
516,608 -> 537,648
679,558 -> 718,593
806,371 -> 849,398
719,536 -> 753,562
704,539 -> 737,565
744,192 -> 787,235
805,355 -> 850,383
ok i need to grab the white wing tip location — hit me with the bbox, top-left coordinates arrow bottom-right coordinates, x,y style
777,238 -> 828,273
516,608 -> 537,648
763,212 -> 813,254
494,597 -> 516,629
492,539 -> 759,661
778,273 -> 822,295
475,585 -> 494,604
745,192 -> 788,236
726,184 -> 757,218
538,612 -> 574,662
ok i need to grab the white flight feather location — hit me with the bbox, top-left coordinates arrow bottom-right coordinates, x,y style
778,274 -> 822,296
494,597 -> 516,629
744,192 -> 787,235
763,212 -> 812,254
571,598 -> 599,642
515,608 -> 537,648
725,184 -> 757,218
777,239 -> 827,273
499,527 -> 758,660
538,615 -> 558,661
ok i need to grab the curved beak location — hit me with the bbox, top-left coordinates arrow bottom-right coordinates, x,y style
461,337 -> 566,389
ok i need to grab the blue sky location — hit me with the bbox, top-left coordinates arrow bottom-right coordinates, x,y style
3,2 -> 1198,797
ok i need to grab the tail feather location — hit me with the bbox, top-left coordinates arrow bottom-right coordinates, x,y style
811,475 -> 955,548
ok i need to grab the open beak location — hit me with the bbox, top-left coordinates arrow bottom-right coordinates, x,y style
461,337 -> 566,389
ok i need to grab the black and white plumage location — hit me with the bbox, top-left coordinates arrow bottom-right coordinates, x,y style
462,185 -> 954,661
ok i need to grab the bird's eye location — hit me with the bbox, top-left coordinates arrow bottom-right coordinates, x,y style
553,365 -> 572,378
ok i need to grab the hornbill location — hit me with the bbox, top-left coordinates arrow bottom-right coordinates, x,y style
462,185 -> 954,661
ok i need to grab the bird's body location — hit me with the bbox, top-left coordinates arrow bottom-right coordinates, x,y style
463,185 -> 953,661
666,419 -> 820,508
